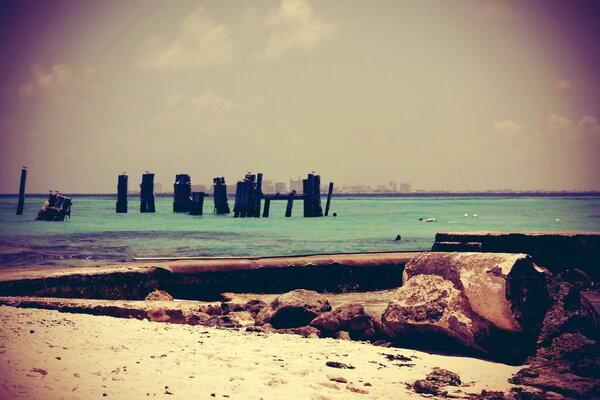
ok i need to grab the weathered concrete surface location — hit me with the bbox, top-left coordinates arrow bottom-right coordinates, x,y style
382,252 -> 549,362
0,252 -> 419,301
432,232 -> 600,280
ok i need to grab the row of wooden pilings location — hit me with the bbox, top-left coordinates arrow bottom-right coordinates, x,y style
116,172 -> 334,218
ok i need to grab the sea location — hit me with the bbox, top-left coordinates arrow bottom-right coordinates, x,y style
0,194 -> 599,268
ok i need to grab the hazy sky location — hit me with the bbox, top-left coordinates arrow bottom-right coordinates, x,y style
1,0 -> 599,193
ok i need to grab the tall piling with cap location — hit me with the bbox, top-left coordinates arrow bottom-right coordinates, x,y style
234,173 -> 261,218
253,173 -> 263,218
116,173 -> 128,213
303,173 -> 323,217
213,177 -> 230,214
140,173 -> 155,213
16,167 -> 27,215
173,174 -> 192,212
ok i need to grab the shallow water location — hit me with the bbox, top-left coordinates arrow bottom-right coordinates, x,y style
0,194 -> 599,267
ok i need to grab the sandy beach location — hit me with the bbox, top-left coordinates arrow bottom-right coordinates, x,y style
0,305 -> 522,399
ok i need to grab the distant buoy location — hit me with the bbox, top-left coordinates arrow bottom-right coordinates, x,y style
395,234 -> 402,241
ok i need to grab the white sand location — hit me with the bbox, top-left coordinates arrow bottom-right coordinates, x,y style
0,305 -> 521,399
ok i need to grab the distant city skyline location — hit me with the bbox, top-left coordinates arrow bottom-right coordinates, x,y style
1,1 -> 599,194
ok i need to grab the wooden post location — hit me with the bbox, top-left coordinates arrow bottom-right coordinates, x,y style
303,173 -> 323,217
312,174 -> 323,217
263,198 -> 271,218
233,181 -> 242,218
173,174 -> 192,212
213,177 -> 230,214
190,192 -> 205,215
16,167 -> 27,215
116,174 -> 128,213
324,182 -> 334,216
285,191 -> 295,217
254,173 -> 263,218
140,173 -> 155,213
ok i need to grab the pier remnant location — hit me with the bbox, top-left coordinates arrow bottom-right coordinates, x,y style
190,192 -> 206,215
324,182 -> 334,217
173,174 -> 192,212
16,167 -> 27,215
116,173 -> 128,213
233,173 -> 262,218
213,177 -> 230,214
140,173 -> 155,213
35,192 -> 72,221
303,173 -> 323,217
285,191 -> 295,217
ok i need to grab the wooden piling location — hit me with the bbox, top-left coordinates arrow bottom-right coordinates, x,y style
233,181 -> 242,218
285,191 -> 295,217
190,192 -> 206,215
173,174 -> 192,212
140,173 -> 155,213
213,177 -> 230,214
263,198 -> 271,218
116,174 -> 128,213
16,167 -> 27,215
303,173 -> 323,217
253,173 -> 263,218
324,182 -> 334,216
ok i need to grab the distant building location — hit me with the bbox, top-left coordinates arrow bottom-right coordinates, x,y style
399,182 -> 411,193
290,177 -> 303,193
274,181 -> 287,193
389,181 -> 398,192
192,184 -> 209,193
262,179 -> 274,194
154,182 -> 163,193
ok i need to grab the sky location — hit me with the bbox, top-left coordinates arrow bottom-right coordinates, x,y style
0,0 -> 599,193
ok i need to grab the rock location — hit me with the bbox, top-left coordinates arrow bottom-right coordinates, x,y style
382,252 -> 548,362
255,289 -> 331,329
509,270 -> 600,398
336,331 -> 351,340
326,361 -> 355,369
146,308 -> 185,323
412,379 -> 440,395
185,311 -> 210,325
276,326 -> 321,338
310,304 -> 377,340
227,311 -> 255,327
205,315 -> 241,329
145,290 -> 174,301
327,375 -> 347,383
346,381 -> 369,394
426,367 -> 461,386
221,299 -> 265,316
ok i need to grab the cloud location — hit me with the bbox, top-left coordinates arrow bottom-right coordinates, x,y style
493,118 -> 524,137
555,79 -> 572,90
577,115 -> 600,130
546,113 -> 572,131
141,7 -> 234,70
157,90 -> 237,138
475,2 -> 522,22
18,63 -> 97,101
258,0 -> 336,60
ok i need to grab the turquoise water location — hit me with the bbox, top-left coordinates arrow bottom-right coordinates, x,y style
0,194 -> 599,267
